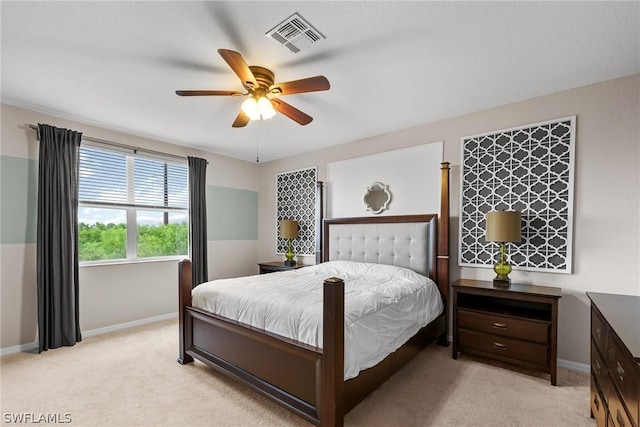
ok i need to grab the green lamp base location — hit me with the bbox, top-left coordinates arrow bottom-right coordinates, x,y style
284,239 -> 296,266
493,243 -> 512,288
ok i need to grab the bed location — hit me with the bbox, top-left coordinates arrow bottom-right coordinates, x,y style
178,162 -> 450,427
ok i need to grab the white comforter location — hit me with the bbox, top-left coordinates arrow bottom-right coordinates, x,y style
192,260 -> 443,380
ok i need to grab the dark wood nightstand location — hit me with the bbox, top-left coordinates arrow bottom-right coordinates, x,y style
258,261 -> 307,274
452,278 -> 562,385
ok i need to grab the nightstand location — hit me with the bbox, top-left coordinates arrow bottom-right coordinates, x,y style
452,278 -> 562,385
258,261 -> 307,274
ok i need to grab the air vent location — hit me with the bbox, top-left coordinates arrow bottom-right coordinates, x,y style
266,13 -> 325,53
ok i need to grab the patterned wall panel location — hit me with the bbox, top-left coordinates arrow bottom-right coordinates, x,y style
459,116 -> 575,273
276,167 -> 317,256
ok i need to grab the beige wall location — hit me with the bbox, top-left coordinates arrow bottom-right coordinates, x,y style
2,74 -> 638,365
257,74 -> 640,367
0,104 -> 259,350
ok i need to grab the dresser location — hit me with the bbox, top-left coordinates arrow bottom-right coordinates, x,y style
587,292 -> 640,427
452,279 -> 561,385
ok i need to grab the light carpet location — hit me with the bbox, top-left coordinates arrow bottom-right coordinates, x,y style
1,319 -> 594,427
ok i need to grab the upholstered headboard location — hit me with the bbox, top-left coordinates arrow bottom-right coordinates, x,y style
323,215 -> 437,283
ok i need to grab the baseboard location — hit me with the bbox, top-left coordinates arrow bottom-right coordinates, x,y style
1,312 -> 177,357
0,341 -> 38,356
82,312 -> 178,338
558,358 -> 590,374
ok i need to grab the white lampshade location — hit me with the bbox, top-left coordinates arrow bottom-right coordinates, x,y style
241,96 -> 276,121
257,96 -> 276,119
241,97 -> 260,120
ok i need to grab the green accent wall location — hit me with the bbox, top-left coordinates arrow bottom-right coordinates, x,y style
206,185 -> 258,240
1,155 -> 38,244
0,155 -> 257,243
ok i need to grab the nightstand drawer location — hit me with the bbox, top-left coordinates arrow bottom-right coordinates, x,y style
607,334 -> 639,426
458,309 -> 550,344
458,328 -> 549,366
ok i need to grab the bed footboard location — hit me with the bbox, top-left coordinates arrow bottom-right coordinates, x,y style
177,260 -> 345,426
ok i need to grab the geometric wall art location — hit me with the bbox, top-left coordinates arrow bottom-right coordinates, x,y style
459,116 -> 576,273
276,167 -> 317,256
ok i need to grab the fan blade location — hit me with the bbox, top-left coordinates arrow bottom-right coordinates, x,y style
232,110 -> 250,128
176,90 -> 242,96
269,76 -> 330,96
218,49 -> 258,90
271,99 -> 313,125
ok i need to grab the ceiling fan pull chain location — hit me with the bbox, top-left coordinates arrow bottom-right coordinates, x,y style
256,121 -> 260,163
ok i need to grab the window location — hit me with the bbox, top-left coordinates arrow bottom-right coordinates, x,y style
78,144 -> 188,263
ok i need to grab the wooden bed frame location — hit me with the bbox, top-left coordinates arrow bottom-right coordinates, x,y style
178,162 -> 450,427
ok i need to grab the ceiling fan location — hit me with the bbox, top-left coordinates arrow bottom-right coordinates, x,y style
176,49 -> 330,128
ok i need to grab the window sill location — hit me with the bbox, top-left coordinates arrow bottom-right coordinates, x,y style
79,257 -> 187,268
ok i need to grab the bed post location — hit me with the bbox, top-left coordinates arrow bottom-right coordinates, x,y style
178,259 -> 194,365
316,181 -> 324,264
320,277 -> 344,427
438,162 -> 450,346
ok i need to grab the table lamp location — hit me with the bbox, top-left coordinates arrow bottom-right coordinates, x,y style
485,210 -> 522,287
279,220 -> 298,266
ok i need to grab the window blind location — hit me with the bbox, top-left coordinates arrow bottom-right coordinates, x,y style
79,145 -> 188,210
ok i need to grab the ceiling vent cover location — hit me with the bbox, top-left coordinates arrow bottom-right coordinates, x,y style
266,13 -> 325,53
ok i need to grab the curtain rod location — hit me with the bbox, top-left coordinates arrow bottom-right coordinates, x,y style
28,124 -> 201,164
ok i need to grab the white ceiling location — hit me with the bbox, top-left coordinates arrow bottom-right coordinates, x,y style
2,1 -> 638,163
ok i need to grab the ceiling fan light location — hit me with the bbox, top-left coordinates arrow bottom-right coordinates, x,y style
258,96 -> 276,119
241,97 -> 260,120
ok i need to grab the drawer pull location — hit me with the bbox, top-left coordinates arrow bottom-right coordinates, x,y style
492,342 -> 508,350
595,326 -> 601,340
492,322 -> 508,330
616,409 -> 625,427
594,358 -> 601,373
616,362 -> 625,381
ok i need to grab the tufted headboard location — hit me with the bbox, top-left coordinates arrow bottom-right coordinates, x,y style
323,215 -> 437,283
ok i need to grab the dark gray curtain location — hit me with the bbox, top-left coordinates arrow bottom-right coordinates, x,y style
37,123 -> 82,352
188,156 -> 208,288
